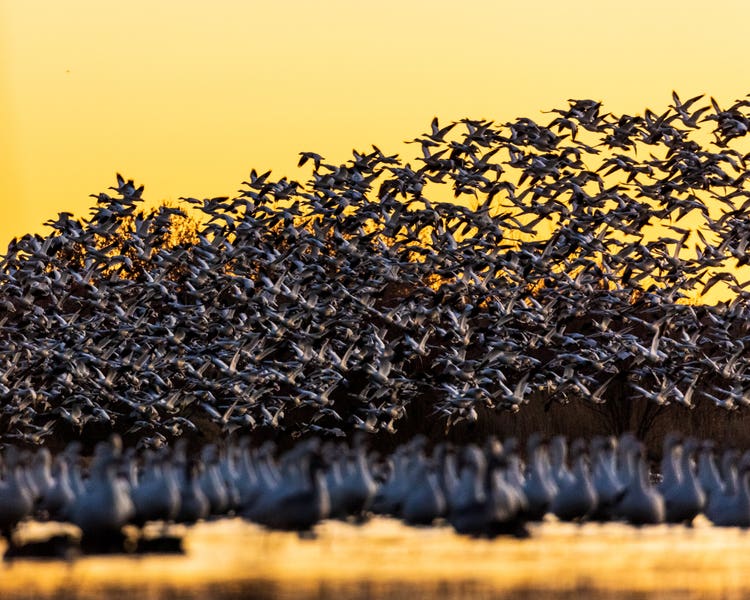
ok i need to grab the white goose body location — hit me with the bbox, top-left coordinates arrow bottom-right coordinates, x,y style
550,452 -> 597,521
707,467 -> 750,528
68,444 -> 134,536
617,445 -> 664,526
251,444 -> 329,531
591,438 -> 624,520
328,445 -> 377,519
697,442 -> 724,499
0,447 -> 34,537
401,455 -> 446,526
523,437 -> 557,520
131,451 -> 181,525
447,446 -> 490,535
662,438 -> 705,524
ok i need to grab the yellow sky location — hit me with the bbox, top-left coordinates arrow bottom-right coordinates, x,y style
2,0 -> 750,247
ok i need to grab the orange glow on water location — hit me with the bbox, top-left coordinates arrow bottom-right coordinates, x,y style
3,518 -> 750,598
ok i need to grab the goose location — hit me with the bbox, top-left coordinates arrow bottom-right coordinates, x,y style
523,434 -> 557,521
617,442 -> 665,525
401,450 -> 446,526
706,452 -> 750,528
39,455 -> 76,522
131,449 -> 181,527
590,436 -> 625,521
326,437 -> 377,520
249,439 -> 330,532
697,440 -> 724,499
549,435 -> 575,489
61,441 -> 85,498
217,444 -> 241,510
371,444 -> 414,516
550,439 -> 597,522
447,445 -> 492,536
0,446 -> 34,548
707,464 -> 750,528
238,442 -> 280,516
658,433 -> 682,494
67,438 -> 135,542
19,449 -> 42,507
437,444 -> 461,504
198,444 -> 230,516
324,446 -> 347,518
28,448 -> 55,508
488,458 -> 529,537
720,449 -> 740,495
502,438 -> 527,491
169,440 -> 209,525
662,437 -> 705,525
489,439 -> 529,517
175,458 -> 210,525
445,443 -> 529,537
234,439 -> 262,508
615,433 -> 639,493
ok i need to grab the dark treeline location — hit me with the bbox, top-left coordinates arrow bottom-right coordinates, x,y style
5,94 -> 750,453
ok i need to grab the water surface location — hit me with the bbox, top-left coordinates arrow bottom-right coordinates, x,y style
2,518 -> 749,599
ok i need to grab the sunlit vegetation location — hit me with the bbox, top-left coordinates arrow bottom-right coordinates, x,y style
4,94 -> 750,448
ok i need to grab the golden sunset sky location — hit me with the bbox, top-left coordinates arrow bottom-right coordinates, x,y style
2,0 -> 749,248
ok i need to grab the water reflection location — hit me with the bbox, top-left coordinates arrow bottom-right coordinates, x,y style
2,518 -> 750,599
1,582 -> 729,600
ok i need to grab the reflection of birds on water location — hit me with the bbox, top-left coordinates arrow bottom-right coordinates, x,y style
2,431 -> 750,555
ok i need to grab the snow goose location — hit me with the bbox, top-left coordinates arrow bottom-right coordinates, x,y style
590,436 -> 625,521
523,434 -> 557,521
489,458 -> 529,538
372,442 -> 416,516
198,444 -> 230,516
250,439 -> 330,532
0,446 -> 34,547
720,449 -> 740,495
707,464 -> 750,528
658,433 -> 682,495
217,443 -> 241,510
662,437 -> 705,525
549,435 -> 575,489
447,445 -> 492,536
239,442 -> 280,516
697,440 -> 724,500
401,449 -> 446,526
175,458 -> 210,525
39,455 -> 76,522
67,438 -> 135,542
61,441 -> 85,498
329,437 -> 377,520
28,448 -> 55,507
617,442 -> 664,525
550,439 -> 597,522
131,449 -> 181,526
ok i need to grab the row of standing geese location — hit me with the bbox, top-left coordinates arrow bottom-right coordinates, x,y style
1,431 -> 749,550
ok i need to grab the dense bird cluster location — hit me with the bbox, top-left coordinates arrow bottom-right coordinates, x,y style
4,93 -> 750,445
1,432 -> 749,554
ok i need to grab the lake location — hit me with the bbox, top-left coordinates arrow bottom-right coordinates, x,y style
1,517 -> 749,599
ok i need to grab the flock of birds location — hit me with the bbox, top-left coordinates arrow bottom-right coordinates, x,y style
1,431 -> 750,555
2,93 -> 750,446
